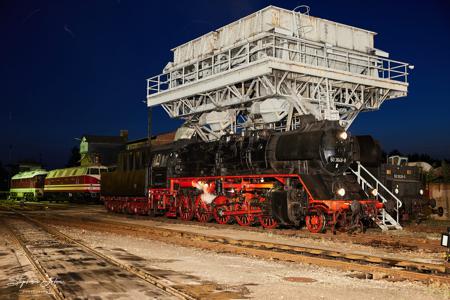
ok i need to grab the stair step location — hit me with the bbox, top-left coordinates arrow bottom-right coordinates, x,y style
350,162 -> 403,231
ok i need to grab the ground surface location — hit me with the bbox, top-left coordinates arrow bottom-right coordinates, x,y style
0,202 -> 449,300
0,223 -> 53,300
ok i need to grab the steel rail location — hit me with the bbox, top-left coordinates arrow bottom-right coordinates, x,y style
7,211 -> 196,300
37,214 -> 450,285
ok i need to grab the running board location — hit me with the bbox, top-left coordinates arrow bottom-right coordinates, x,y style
349,162 -> 403,231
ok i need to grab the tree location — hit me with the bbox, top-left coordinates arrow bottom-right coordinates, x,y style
388,149 -> 403,157
66,146 -> 81,167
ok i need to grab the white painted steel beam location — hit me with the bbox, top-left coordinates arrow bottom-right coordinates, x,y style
147,60 -> 272,107
267,60 -> 408,94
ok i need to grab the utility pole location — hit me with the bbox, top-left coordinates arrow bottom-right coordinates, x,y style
8,111 -> 13,165
148,107 -> 153,145
146,106 -> 154,215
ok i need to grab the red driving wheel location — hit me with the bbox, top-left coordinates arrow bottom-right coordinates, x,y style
259,215 -> 278,229
213,205 -> 232,224
195,196 -> 213,223
235,203 -> 254,226
178,194 -> 194,221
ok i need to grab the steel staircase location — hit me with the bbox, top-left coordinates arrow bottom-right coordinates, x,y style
349,162 -> 403,231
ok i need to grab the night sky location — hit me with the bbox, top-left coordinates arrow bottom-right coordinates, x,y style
1,0 -> 450,169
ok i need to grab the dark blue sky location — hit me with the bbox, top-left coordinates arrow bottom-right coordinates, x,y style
1,0 -> 450,168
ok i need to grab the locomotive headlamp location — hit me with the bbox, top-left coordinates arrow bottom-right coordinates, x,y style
394,187 -> 399,195
442,233 -> 449,248
419,189 -> 424,195
338,131 -> 348,140
336,188 -> 346,197
370,188 -> 378,197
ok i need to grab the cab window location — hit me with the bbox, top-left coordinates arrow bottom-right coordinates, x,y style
89,168 -> 100,175
152,154 -> 161,167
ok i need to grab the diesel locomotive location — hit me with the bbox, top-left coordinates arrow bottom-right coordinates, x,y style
101,120 -> 384,233
9,169 -> 48,201
9,165 -> 108,202
44,165 -> 108,202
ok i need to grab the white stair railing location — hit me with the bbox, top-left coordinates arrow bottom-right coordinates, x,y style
349,161 -> 403,230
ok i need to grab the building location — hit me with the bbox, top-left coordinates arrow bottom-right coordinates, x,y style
126,132 -> 176,150
79,130 -> 128,167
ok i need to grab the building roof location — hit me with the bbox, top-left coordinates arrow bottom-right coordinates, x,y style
126,132 -> 176,149
82,135 -> 127,144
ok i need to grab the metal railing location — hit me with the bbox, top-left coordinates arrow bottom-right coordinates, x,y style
147,33 -> 410,97
350,161 -> 402,226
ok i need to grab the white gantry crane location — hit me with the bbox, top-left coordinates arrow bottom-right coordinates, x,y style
146,5 -> 411,230
147,5 -> 410,141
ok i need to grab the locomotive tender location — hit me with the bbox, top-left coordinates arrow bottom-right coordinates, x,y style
102,120 -> 383,233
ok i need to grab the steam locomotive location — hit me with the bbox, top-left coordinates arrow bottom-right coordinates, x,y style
101,119 -> 383,233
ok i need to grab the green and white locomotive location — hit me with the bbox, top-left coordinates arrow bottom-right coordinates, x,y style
9,169 -> 48,201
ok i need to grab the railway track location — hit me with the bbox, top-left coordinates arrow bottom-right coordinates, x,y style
2,210 -> 195,300
137,215 -> 443,253
30,205 -> 442,254
30,212 -> 450,285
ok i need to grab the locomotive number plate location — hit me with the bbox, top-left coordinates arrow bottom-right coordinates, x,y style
329,156 -> 347,163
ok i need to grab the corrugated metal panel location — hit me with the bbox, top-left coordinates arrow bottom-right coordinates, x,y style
171,6 -> 376,66
320,22 -> 336,46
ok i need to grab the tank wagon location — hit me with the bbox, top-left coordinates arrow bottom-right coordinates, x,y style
9,169 -> 48,201
44,165 -> 108,202
102,120 -> 383,233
